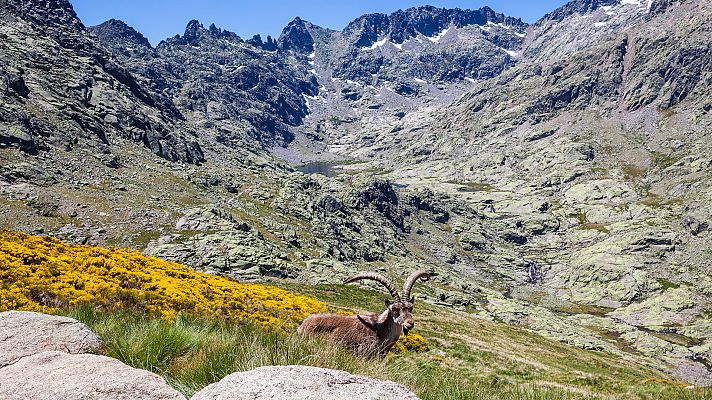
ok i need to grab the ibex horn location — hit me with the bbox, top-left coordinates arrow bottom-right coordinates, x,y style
344,272 -> 401,302
402,270 -> 432,301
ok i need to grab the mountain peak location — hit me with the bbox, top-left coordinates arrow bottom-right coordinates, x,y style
539,0 -> 620,24
177,20 -> 241,46
1,0 -> 84,31
183,19 -> 206,44
277,17 -> 314,52
90,19 -> 152,50
343,6 -> 527,48
246,34 -> 278,51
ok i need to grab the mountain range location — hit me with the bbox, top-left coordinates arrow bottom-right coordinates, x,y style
0,0 -> 710,387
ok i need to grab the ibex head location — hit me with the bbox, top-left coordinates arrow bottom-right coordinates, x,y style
344,270 -> 432,335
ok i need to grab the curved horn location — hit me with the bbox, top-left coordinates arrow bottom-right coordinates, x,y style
344,272 -> 401,302
402,270 -> 432,301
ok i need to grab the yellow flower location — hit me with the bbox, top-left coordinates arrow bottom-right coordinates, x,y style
391,333 -> 429,353
0,230 -> 326,330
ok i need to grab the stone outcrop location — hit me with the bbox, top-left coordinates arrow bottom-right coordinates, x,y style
192,365 -> 420,400
0,311 -> 185,400
0,311 -> 102,367
0,351 -> 186,400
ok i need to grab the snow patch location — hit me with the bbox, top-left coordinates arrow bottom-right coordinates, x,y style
361,37 -> 406,51
308,51 -> 315,59
465,77 -> 477,83
308,69 -> 317,75
594,22 -> 608,27
427,26 -> 453,43
620,0 -> 654,10
500,47 -> 519,57
414,78 -> 426,84
481,21 -> 519,33
364,37 -> 388,50
303,94 -> 321,112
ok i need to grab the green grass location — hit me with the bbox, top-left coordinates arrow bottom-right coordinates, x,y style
622,164 -> 648,182
130,230 -> 162,248
579,223 -> 610,234
65,306 -> 598,400
61,284 -> 712,400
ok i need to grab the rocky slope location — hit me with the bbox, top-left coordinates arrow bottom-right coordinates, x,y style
0,0 -> 710,387
0,0 -> 204,164
89,6 -> 527,162
325,0 -> 712,384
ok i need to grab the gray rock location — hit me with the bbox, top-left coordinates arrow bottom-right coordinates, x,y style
192,365 -> 420,400
0,351 -> 185,400
0,311 -> 102,367
682,215 -> 708,236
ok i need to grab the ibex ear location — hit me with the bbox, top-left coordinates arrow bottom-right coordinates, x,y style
409,296 -> 415,304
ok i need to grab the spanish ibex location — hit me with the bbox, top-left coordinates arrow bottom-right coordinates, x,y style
297,270 -> 432,357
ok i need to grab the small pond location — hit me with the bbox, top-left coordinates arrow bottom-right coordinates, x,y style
295,161 -> 346,177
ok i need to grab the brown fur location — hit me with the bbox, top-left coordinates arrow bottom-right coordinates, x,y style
298,300 -> 413,357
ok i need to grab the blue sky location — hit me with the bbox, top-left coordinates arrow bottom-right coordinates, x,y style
70,1 -> 569,46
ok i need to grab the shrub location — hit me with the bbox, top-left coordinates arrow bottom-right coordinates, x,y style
392,332 -> 429,353
0,230 -> 326,329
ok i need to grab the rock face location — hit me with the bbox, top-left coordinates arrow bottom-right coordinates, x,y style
0,0 -> 204,164
0,351 -> 186,400
0,311 -> 102,367
192,365 -> 420,400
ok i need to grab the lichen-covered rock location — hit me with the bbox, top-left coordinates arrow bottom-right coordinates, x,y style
0,351 -> 185,400
0,311 -> 102,367
192,365 -> 420,400
0,0 -> 204,164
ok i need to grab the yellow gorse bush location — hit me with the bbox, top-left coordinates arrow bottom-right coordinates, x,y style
0,230 -> 327,329
392,333 -> 429,353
